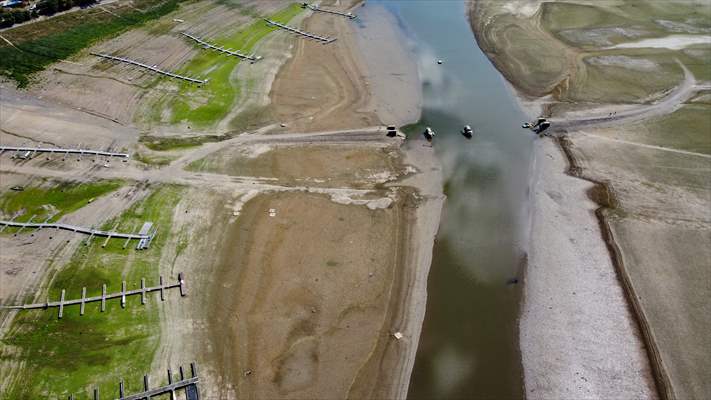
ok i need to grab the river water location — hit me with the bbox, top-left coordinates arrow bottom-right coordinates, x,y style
360,1 -> 534,398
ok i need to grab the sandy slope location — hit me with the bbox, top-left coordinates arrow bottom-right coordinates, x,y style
523,139 -> 657,399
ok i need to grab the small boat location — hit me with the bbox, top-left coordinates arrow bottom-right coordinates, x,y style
461,125 -> 474,139
423,127 -> 435,142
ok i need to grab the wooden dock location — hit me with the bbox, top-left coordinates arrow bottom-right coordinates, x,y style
0,273 -> 186,319
304,3 -> 357,19
181,32 -> 261,62
0,146 -> 129,159
91,53 -> 207,84
66,363 -> 200,400
0,220 -> 156,250
264,19 -> 337,43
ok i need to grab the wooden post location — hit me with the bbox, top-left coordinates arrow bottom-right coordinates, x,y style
167,368 -> 173,384
160,276 -> 165,301
179,366 -> 185,381
141,278 -> 146,305
80,287 -> 86,316
119,379 -> 124,399
93,388 -> 99,400
191,362 -> 197,378
58,289 -> 65,319
121,281 -> 126,308
103,223 -> 119,248
101,284 -> 107,312
143,374 -> 149,391
85,228 -> 95,246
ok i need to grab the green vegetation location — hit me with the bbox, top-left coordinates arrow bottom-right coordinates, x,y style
0,180 -> 121,223
133,152 -> 176,166
1,185 -> 183,398
163,3 -> 302,128
0,0 -> 183,87
616,104 -> 711,155
140,134 -> 223,151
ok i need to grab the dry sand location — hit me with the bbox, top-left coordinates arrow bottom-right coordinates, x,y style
523,139 -> 657,399
269,3 -> 380,132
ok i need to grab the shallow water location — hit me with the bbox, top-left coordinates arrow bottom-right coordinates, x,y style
358,1 -> 534,398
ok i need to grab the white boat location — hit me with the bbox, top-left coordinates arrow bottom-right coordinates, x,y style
461,125 -> 474,139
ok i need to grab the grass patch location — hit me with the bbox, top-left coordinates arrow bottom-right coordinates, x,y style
163,3 -> 302,128
140,134 -> 223,151
0,180 -> 122,222
0,185 -> 183,398
0,0 -> 183,87
133,152 -> 176,166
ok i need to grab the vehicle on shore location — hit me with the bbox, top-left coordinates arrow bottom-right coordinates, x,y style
423,127 -> 435,142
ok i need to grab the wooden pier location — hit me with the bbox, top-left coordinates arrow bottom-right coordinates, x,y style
303,3 -> 357,19
0,220 -> 156,250
66,363 -> 200,400
1,273 -> 186,319
91,53 -> 207,84
264,19 -> 337,43
181,32 -> 261,62
0,146 -> 129,159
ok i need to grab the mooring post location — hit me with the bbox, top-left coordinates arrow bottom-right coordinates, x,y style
80,287 -> 87,316
58,289 -> 66,319
160,276 -> 165,301
179,273 -> 186,297
101,284 -> 107,312
121,281 -> 126,308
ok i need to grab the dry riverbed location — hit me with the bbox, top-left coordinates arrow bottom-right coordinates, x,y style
0,0 -> 441,398
470,0 -> 711,398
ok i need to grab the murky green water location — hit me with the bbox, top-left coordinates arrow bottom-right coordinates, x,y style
359,2 -> 533,398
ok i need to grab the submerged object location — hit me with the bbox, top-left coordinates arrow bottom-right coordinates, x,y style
461,125 -> 474,139
423,127 -> 435,142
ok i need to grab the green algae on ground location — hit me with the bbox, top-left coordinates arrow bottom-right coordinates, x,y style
164,3 -> 302,128
0,180 -> 122,223
0,0 -> 183,87
0,185 -> 183,398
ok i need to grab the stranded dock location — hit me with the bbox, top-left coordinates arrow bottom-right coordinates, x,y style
1,273 -> 186,319
91,53 -> 207,84
181,32 -> 261,62
0,219 -> 156,250
0,146 -> 129,159
66,363 -> 200,400
264,19 -> 337,43
303,3 -> 357,19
